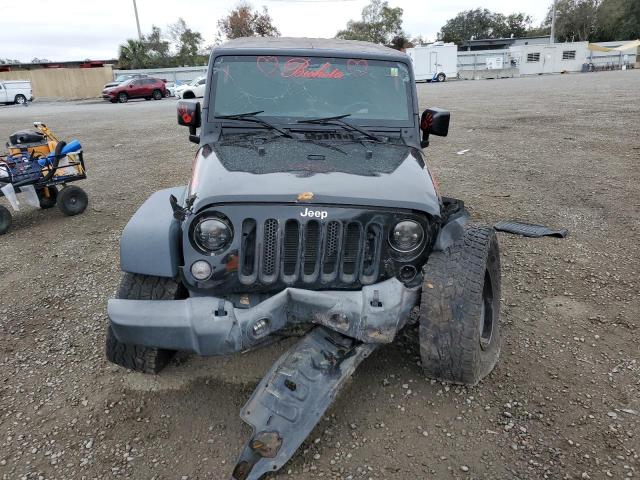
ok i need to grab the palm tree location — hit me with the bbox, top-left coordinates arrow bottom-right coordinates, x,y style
118,39 -> 149,69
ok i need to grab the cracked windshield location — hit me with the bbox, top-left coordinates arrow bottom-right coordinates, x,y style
211,56 -> 412,122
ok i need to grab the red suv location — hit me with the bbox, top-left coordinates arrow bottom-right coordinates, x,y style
102,77 -> 166,103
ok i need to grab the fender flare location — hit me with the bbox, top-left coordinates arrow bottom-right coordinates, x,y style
432,200 -> 470,252
120,186 -> 186,278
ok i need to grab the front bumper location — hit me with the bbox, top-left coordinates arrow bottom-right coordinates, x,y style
108,278 -> 419,355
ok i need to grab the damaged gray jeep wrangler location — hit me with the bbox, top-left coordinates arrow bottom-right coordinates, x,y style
106,37 -> 501,480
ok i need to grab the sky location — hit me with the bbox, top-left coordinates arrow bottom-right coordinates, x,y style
0,0 -> 551,62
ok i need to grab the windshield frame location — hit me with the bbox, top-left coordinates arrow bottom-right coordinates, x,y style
206,53 -> 417,129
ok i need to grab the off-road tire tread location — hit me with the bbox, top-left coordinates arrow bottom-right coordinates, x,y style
0,205 -> 12,235
106,274 -> 181,374
419,225 -> 501,385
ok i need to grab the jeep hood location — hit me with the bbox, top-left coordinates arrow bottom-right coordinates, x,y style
189,139 -> 441,217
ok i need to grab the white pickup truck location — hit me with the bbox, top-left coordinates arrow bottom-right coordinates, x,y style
0,80 -> 33,105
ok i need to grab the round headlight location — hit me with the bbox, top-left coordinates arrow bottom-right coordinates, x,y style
194,217 -> 233,252
390,220 -> 424,253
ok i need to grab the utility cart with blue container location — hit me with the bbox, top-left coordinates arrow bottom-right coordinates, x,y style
0,122 -> 88,234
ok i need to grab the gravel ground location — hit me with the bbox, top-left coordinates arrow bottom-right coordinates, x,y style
0,70 -> 638,480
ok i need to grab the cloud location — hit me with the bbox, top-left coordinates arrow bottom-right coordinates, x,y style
0,0 -> 550,62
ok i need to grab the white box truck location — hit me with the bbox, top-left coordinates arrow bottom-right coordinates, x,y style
406,42 -> 458,82
0,80 -> 33,105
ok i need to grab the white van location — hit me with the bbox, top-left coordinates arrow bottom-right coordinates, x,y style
0,80 -> 34,105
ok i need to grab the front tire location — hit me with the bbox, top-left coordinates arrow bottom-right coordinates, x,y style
58,186 -> 88,216
106,273 -> 186,374
419,226 -> 501,385
152,89 -> 163,100
0,205 -> 12,235
117,92 -> 128,103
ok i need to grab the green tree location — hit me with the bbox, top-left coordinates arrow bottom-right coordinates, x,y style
336,0 -> 404,45
595,0 -> 640,40
144,25 -> 171,67
217,3 -> 280,40
438,8 -> 532,45
168,18 -> 204,66
118,39 -> 150,69
545,0 -> 600,41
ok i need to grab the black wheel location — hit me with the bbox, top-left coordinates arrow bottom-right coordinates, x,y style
0,205 -> 12,235
437,73 -> 446,82
117,92 -> 128,103
106,273 -> 187,374
152,89 -> 163,100
14,94 -> 27,105
37,186 -> 58,209
419,226 -> 501,385
57,186 -> 88,216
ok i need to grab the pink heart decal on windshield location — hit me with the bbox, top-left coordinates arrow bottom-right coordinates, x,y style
347,59 -> 368,77
257,56 -> 279,76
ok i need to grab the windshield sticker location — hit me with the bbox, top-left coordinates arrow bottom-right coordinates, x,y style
282,58 -> 344,79
389,67 -> 399,77
346,59 -> 368,77
256,56 -> 279,76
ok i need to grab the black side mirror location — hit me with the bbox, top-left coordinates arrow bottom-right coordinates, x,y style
420,107 -> 450,148
177,100 -> 201,144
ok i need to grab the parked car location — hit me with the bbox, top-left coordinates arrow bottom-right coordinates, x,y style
103,73 -> 148,90
102,78 -> 166,103
164,81 -> 181,97
0,80 -> 33,105
107,38 -> 501,480
175,76 -> 206,99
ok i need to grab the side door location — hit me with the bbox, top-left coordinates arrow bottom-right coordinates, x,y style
0,83 -> 6,103
144,78 -> 157,96
430,51 -> 439,76
128,79 -> 144,98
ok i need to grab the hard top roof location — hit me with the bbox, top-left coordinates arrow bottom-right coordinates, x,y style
214,37 -> 408,61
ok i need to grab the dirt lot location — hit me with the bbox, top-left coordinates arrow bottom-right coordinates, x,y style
1,70 -> 638,480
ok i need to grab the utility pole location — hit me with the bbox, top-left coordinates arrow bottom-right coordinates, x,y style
550,0 -> 557,44
133,0 -> 143,40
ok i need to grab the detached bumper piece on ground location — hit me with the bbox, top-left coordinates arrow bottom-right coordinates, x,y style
494,220 -> 568,238
0,122 -> 88,234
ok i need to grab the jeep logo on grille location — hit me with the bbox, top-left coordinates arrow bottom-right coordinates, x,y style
300,207 -> 328,220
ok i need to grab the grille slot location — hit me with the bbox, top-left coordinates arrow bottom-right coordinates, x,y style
322,221 -> 341,276
362,224 -> 381,280
262,219 -> 278,278
342,222 -> 362,277
240,219 -> 257,277
282,220 -> 300,276
303,221 -> 321,278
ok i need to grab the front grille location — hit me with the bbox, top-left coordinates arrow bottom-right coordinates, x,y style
238,217 -> 383,286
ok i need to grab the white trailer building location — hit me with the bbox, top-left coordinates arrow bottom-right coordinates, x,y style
406,42 -> 458,82
508,42 -> 591,75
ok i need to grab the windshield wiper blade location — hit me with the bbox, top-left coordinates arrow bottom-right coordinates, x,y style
216,111 -> 293,138
297,114 -> 383,142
